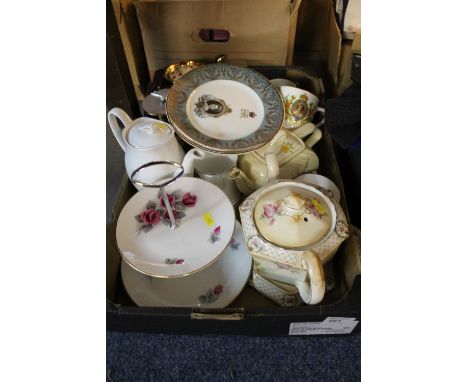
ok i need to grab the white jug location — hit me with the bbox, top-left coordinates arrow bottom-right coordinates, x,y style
108,108 -> 202,189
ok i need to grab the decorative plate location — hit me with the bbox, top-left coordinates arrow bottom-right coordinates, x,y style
121,221 -> 253,308
166,63 -> 285,154
116,177 -> 235,278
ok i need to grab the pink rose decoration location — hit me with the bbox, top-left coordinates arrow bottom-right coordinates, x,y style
175,259 -> 184,264
140,209 -> 161,225
182,192 -> 197,207
214,226 -> 221,234
263,203 -> 277,218
213,284 -> 224,295
159,193 -> 176,209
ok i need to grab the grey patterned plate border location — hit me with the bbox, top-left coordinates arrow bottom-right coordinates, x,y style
166,63 -> 285,154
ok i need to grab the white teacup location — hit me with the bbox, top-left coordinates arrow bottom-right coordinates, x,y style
280,86 -> 325,129
187,148 -> 241,206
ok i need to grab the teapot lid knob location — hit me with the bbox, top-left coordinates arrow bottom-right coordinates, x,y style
284,193 -> 305,210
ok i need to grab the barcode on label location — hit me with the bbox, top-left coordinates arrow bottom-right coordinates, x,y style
289,317 -> 359,335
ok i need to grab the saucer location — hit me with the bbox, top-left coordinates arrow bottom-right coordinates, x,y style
121,221 -> 252,308
142,89 -> 170,117
294,174 -> 341,203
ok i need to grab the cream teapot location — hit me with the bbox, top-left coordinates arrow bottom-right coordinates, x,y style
108,108 -> 203,189
238,180 -> 349,305
229,129 -> 321,195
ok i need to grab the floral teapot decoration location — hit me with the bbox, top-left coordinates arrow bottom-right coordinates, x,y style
238,180 -> 349,305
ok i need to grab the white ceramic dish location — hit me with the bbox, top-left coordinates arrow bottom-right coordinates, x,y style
166,63 -> 284,154
121,221 -> 252,308
294,174 -> 341,203
116,177 -> 235,278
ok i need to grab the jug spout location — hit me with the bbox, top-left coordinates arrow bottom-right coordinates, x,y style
228,167 -> 257,195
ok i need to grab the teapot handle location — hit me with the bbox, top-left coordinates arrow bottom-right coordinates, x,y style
304,128 -> 322,149
295,250 -> 325,305
290,122 -> 316,140
265,130 -> 287,181
107,108 -> 133,152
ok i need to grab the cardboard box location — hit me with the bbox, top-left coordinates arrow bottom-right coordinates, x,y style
112,0 -> 344,97
294,0 -> 342,95
106,66 -> 361,335
107,1 -> 361,334
134,0 -> 301,74
111,0 -> 150,100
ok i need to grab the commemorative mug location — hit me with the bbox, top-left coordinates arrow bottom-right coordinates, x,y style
280,86 -> 325,129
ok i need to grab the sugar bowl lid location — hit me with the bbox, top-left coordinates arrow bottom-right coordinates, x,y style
116,163 -> 236,278
252,181 -> 336,249
125,119 -> 174,149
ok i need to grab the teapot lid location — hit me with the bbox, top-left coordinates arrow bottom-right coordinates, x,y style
253,182 -> 335,249
126,119 -> 174,149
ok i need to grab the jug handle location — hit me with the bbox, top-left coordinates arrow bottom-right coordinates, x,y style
107,108 -> 133,152
181,148 -> 206,177
265,130 -> 287,181
295,250 -> 325,305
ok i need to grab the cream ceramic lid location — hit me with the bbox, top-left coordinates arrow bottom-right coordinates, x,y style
116,177 -> 235,278
125,120 -> 174,149
253,183 -> 335,249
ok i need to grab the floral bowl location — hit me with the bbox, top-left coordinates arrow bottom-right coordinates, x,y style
121,221 -> 252,308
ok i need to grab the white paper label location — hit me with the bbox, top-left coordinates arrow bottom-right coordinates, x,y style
289,317 -> 359,335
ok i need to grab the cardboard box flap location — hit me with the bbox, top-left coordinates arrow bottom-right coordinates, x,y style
134,0 -> 301,74
294,0 -> 342,94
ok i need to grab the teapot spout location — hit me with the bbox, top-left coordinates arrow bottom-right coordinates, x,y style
228,167 -> 257,195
